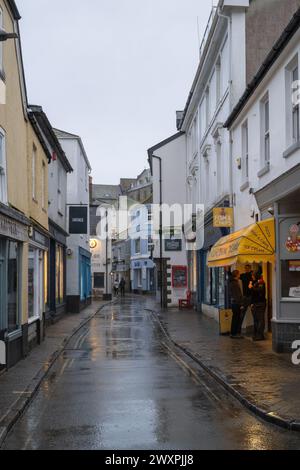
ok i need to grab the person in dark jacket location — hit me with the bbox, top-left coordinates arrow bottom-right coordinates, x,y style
240,265 -> 253,308
229,270 -> 245,339
119,278 -> 126,297
249,273 -> 267,341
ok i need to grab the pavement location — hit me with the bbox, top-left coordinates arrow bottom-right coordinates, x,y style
3,295 -> 300,450
147,300 -> 300,432
0,300 -> 109,447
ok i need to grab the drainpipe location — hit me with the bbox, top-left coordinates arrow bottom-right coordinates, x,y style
217,6 -> 234,208
152,154 -> 163,309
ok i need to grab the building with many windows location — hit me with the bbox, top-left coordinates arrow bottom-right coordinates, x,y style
224,5 -> 300,351
28,106 -> 73,325
55,129 -> 92,313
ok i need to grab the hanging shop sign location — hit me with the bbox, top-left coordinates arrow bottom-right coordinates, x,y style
0,214 -> 28,242
165,239 -> 182,252
213,208 -> 234,228
69,206 -> 88,234
172,266 -> 188,289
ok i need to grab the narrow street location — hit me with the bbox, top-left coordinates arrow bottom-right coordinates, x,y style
2,296 -> 300,450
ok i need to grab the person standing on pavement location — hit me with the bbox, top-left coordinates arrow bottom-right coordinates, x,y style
229,270 -> 245,339
119,278 -> 126,297
240,265 -> 253,310
249,273 -> 267,341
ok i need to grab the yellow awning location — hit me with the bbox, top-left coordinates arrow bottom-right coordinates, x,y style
207,219 -> 275,268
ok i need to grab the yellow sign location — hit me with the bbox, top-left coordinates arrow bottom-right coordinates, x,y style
219,309 -> 233,335
208,219 -> 275,268
213,208 -> 234,228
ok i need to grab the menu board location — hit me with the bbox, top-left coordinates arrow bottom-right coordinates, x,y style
172,266 -> 187,289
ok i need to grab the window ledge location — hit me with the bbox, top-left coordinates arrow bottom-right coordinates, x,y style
7,329 -> 22,342
28,315 -> 40,325
257,163 -> 270,178
240,180 -> 250,192
283,141 -> 300,159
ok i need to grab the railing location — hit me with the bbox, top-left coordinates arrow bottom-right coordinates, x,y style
199,4 -> 218,59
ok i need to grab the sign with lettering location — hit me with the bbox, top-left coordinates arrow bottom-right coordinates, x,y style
213,208 -> 234,228
0,214 -> 28,242
69,206 -> 88,234
172,266 -> 188,289
165,239 -> 182,252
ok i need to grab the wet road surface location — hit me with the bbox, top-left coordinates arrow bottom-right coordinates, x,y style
3,296 -> 300,450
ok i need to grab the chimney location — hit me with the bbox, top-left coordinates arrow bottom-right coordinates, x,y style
176,110 -> 184,131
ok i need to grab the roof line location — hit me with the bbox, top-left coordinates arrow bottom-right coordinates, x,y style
225,6 -> 300,129
7,0 -> 21,20
147,131 -> 184,156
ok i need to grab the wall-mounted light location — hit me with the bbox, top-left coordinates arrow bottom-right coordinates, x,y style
90,239 -> 98,249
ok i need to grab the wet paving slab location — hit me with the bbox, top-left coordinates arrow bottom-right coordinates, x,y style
2,296 -> 300,450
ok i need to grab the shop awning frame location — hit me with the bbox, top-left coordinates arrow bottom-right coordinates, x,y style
207,219 -> 275,268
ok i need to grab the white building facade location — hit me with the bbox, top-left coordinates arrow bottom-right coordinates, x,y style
178,0 -> 249,318
225,14 -> 300,352
148,133 -> 188,307
54,129 -> 92,313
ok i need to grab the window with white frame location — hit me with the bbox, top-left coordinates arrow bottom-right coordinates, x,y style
200,97 -> 206,140
0,129 -> 7,204
261,94 -> 270,165
205,87 -> 210,127
32,145 -> 37,200
242,120 -> 249,181
216,57 -> 221,104
28,246 -> 45,320
292,65 -> 300,143
191,116 -> 198,156
135,238 -> 141,254
58,166 -> 62,214
286,55 -> 299,147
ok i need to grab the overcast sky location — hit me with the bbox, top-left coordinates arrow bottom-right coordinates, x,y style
18,0 -> 212,184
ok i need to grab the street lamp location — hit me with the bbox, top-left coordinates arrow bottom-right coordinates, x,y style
0,28 -> 18,42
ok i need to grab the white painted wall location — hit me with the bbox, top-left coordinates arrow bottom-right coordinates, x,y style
57,137 -> 91,297
48,158 -> 68,232
152,133 -> 188,306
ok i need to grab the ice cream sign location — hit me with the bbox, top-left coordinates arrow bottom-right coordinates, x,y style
286,223 -> 300,253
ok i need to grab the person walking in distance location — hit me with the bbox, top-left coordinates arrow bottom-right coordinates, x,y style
249,273 -> 267,341
119,278 -> 126,297
229,270 -> 245,339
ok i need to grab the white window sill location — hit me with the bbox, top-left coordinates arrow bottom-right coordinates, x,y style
7,328 -> 22,342
281,298 -> 300,302
283,141 -> 300,159
28,315 -> 40,325
240,180 -> 250,192
257,163 -> 270,178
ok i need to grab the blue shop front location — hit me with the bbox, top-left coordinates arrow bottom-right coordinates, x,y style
131,259 -> 155,294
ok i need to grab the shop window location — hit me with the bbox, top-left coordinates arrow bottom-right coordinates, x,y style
135,238 -> 141,254
94,272 -> 104,289
28,247 -> 45,320
281,261 -> 300,299
55,245 -> 64,305
7,242 -> 20,334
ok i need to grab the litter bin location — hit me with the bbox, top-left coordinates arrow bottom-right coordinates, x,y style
219,309 -> 233,335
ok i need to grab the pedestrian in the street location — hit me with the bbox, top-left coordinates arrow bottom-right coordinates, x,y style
240,264 -> 253,311
229,270 -> 245,339
249,273 -> 267,341
119,278 -> 126,297
113,280 -> 119,296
